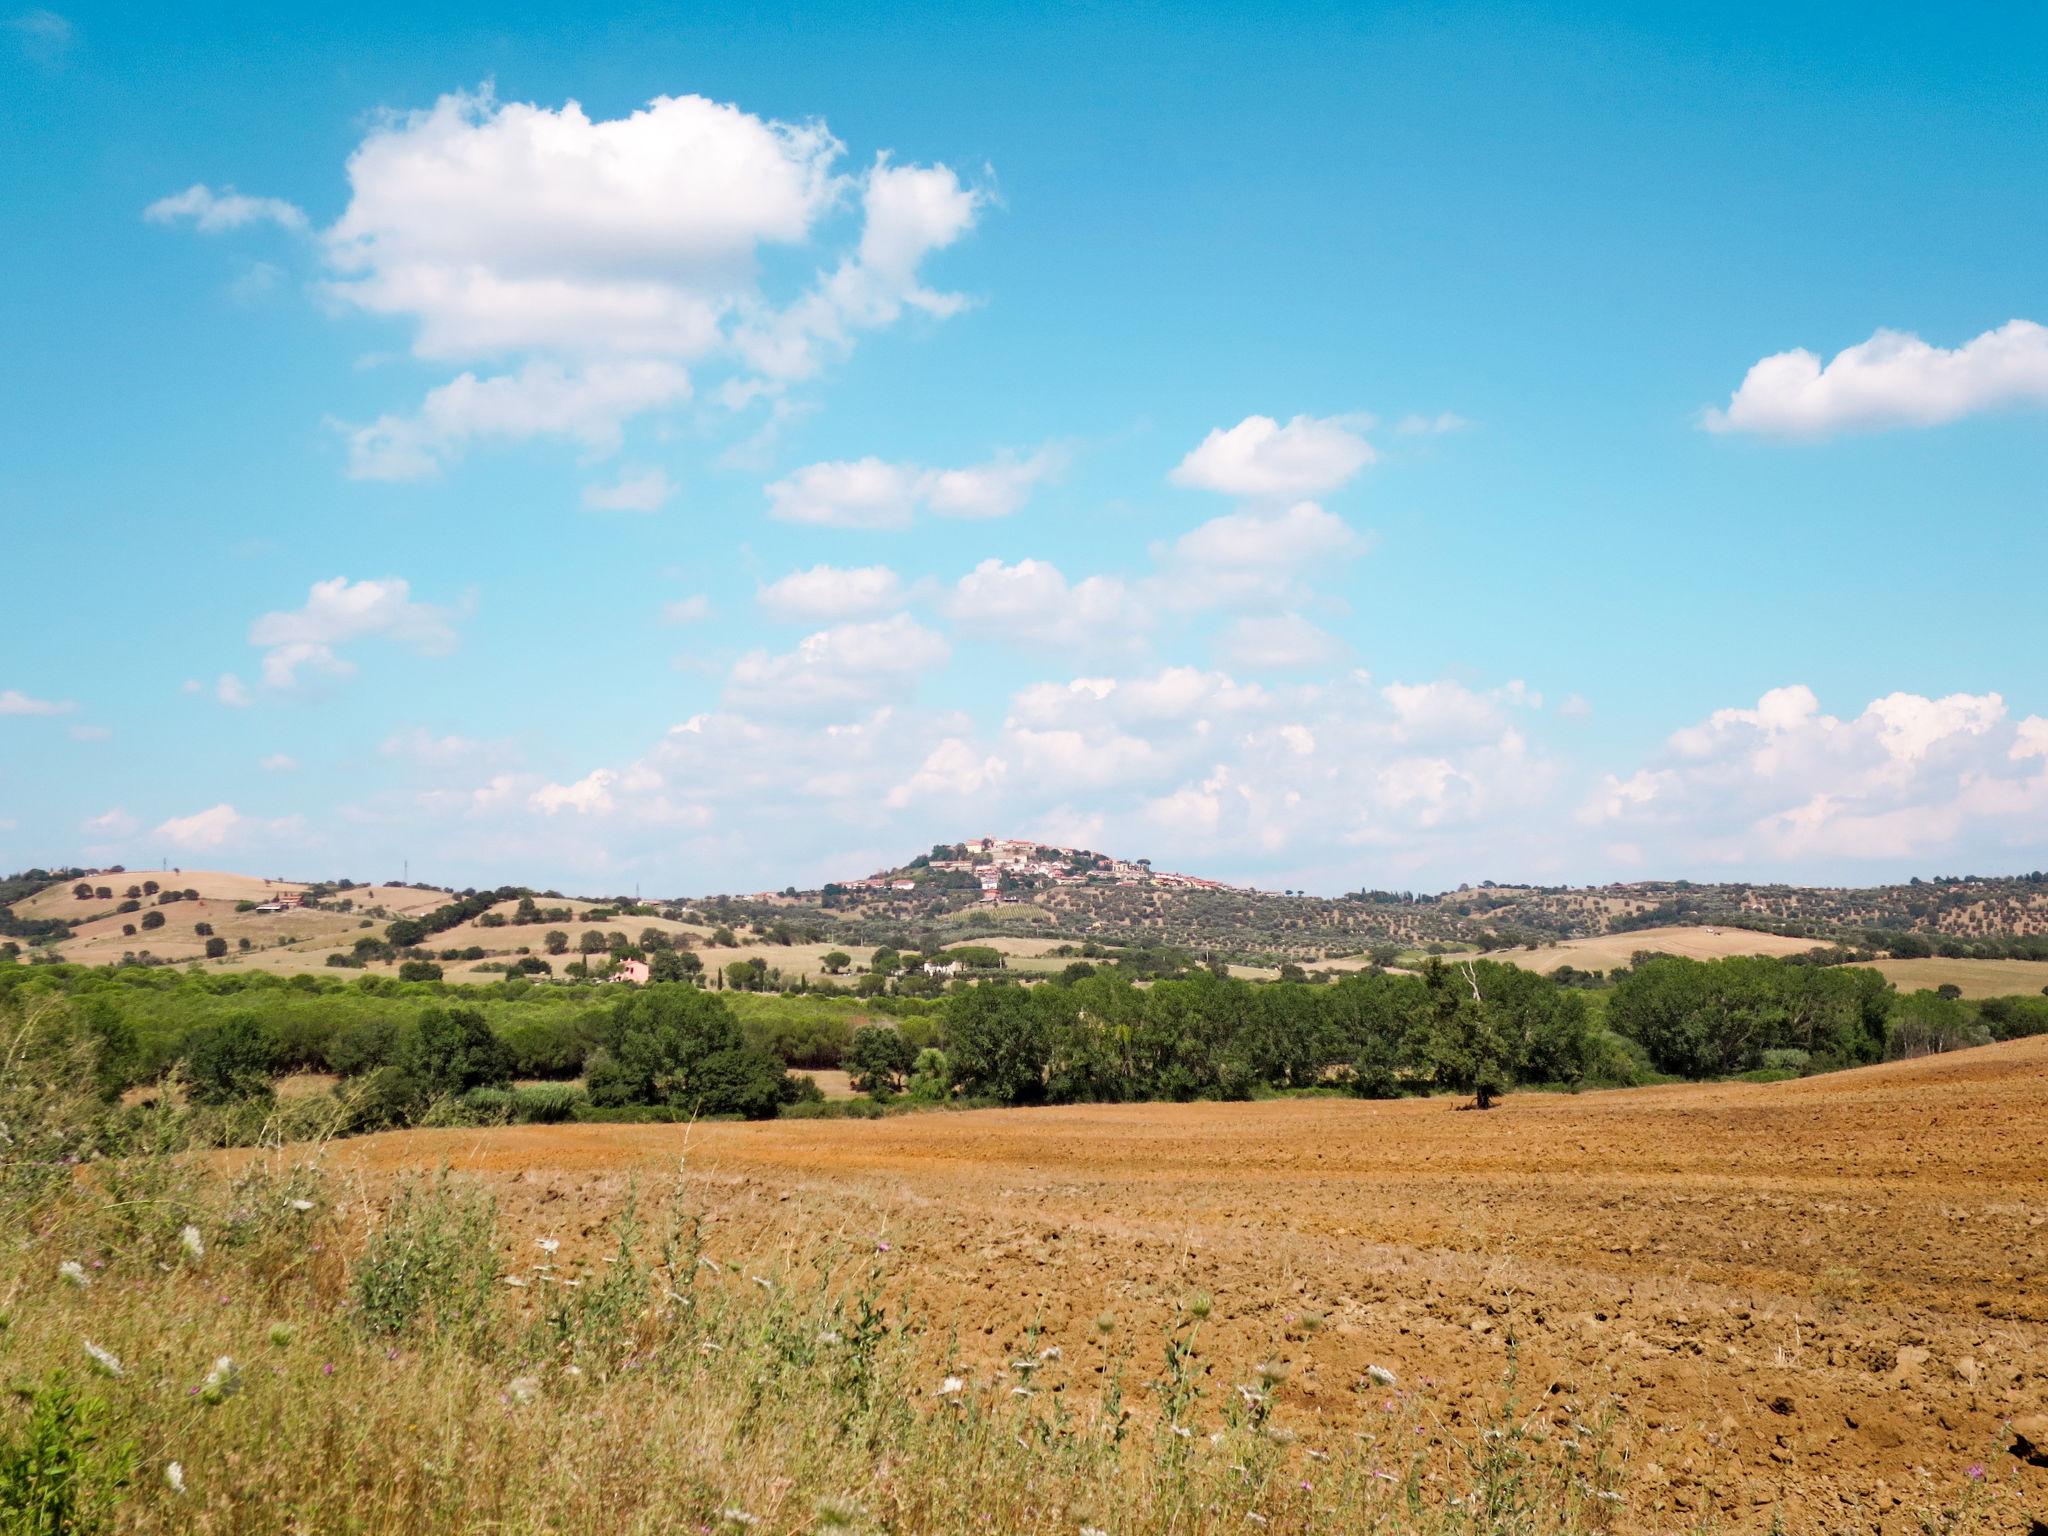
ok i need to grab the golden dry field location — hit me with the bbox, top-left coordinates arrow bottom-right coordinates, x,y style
325,1037 -> 2048,1531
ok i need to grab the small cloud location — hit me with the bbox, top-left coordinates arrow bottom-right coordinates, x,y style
1395,411 -> 1470,435
1560,693 -> 1593,720
81,807 -> 138,836
661,594 -> 713,625
144,183 -> 308,235
229,261 -> 284,303
259,753 -> 299,772
1170,413 -> 1375,499
216,673 -> 253,708
7,9 -> 73,67
581,466 -> 674,513
766,448 -> 1057,530
0,688 -> 75,716
68,724 -> 111,742
380,727 -> 488,767
151,803 -> 302,850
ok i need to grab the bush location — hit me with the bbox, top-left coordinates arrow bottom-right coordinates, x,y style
399,960 -> 444,984
323,1015 -> 404,1077
409,1006 -> 514,1099
182,1013 -> 277,1103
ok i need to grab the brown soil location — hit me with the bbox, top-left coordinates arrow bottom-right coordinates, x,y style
324,1039 -> 2048,1532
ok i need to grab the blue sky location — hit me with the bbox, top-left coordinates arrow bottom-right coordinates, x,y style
4,1 -> 2046,895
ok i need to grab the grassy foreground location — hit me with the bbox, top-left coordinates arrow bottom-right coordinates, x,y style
0,994 -> 2002,1536
0,994 -> 1639,1536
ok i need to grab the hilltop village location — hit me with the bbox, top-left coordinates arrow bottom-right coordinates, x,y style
822,835 -> 1241,904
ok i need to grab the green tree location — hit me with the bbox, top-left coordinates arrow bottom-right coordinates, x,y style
204,936 -> 229,960
821,950 -> 852,975
845,1025 -> 915,1095
408,1005 -> 515,1098
543,930 -> 569,955
945,983 -> 1050,1104
139,910 -> 165,931
577,929 -> 607,955
398,960 -> 444,983
183,1013 -> 277,1104
585,984 -> 786,1118
649,947 -> 703,983
1419,959 -> 1516,1109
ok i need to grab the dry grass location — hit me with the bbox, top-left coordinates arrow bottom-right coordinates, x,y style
1488,924 -> 1820,973
1854,955 -> 2048,998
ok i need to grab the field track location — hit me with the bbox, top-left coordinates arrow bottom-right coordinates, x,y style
324,1040 -> 2048,1530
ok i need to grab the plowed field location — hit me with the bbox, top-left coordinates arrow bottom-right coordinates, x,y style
327,1039 -> 2048,1532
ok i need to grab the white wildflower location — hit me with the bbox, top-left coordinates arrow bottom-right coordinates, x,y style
1081,1528 -> 1108,1536
59,1260 -> 90,1289
1011,1386 -> 1034,1397
1246,1515 -> 1268,1528
200,1356 -> 242,1403
1039,1344 -> 1062,1361
752,1275 -> 773,1290
1306,1448 -> 1329,1462
536,1237 -> 560,1255
179,1225 -> 204,1262
502,1276 -> 527,1288
82,1339 -> 123,1377
936,1375 -> 965,1398
1171,1424 -> 1193,1439
721,1509 -> 758,1527
507,1374 -> 541,1404
289,1198 -> 314,1212
1365,1364 -> 1397,1388
165,1461 -> 186,1495
816,1329 -> 842,1345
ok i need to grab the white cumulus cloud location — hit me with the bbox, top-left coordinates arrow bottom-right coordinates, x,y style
765,448 -> 1053,530
726,613 -> 949,715
1703,320 -> 2048,437
1170,413 -> 1376,498
758,564 -> 907,623
944,558 -> 1146,653
248,577 -> 462,689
